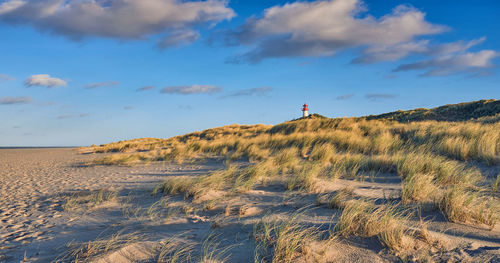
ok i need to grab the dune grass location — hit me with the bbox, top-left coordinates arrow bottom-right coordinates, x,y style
401,173 -> 438,204
437,186 -> 498,229
82,109 -> 500,260
56,230 -> 140,262
334,199 -> 409,251
326,187 -> 355,209
150,238 -> 194,263
91,117 -> 498,228
254,211 -> 321,263
87,117 -> 500,167
493,172 -> 500,192
63,189 -> 117,211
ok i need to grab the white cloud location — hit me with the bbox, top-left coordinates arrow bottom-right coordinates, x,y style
430,37 -> 486,55
393,38 -> 499,76
0,0 -> 234,48
227,0 -> 445,63
84,81 -> 120,89
0,96 -> 33,105
25,74 -> 67,88
160,85 -> 222,94
158,29 -> 200,49
352,40 -> 430,64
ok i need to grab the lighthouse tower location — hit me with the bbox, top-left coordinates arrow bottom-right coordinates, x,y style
302,103 -> 309,118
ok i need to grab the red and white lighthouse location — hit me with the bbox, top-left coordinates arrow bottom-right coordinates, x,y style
302,103 -> 309,118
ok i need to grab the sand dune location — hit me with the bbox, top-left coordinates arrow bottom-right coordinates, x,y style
0,148 -> 499,262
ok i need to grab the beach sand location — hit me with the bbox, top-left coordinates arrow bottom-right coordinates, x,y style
0,148 -> 499,262
0,148 -> 220,262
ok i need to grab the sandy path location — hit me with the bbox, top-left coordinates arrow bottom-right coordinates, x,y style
0,148 -> 213,262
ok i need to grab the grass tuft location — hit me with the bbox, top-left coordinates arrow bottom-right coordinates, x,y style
437,186 -> 497,229
254,211 -> 319,263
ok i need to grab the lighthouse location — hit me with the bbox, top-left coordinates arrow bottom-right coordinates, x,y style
302,103 -> 309,118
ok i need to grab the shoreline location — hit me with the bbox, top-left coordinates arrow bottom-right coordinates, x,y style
0,146 -> 80,149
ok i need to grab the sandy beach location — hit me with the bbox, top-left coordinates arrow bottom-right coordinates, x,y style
1,148 -> 499,262
0,148 -> 221,262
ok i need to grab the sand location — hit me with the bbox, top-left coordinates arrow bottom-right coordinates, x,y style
0,148 -> 218,262
0,148 -> 499,262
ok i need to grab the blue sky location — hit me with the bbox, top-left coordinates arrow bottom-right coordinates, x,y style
0,0 -> 499,146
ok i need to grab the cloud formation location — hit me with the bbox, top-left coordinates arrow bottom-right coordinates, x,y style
227,0 -> 445,63
0,96 -> 33,105
160,85 -> 222,95
137,86 -> 155,92
393,38 -> 499,76
84,81 -> 120,89
0,0 -> 235,48
220,87 -> 272,98
25,74 -> 67,88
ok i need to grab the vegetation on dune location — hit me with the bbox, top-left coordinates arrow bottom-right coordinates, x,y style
334,198 -> 409,252
366,99 -> 500,122
87,117 -> 500,166
254,211 -> 321,263
81,100 -> 500,261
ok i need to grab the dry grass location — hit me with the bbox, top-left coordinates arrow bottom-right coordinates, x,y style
85,111 -> 499,262
254,211 -> 320,263
63,189 -> 117,211
199,233 -> 234,263
493,172 -> 500,192
401,173 -> 439,204
334,199 -> 409,251
150,238 -> 194,263
154,167 -> 238,200
87,117 -> 499,167
326,187 -> 355,209
437,186 -> 498,229
55,230 -> 140,262
96,116 -> 498,230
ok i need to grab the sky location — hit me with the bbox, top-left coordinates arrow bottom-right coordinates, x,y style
0,0 -> 499,147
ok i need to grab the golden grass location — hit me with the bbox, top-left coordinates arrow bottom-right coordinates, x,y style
284,163 -> 322,192
254,211 -> 320,263
88,115 -> 499,232
401,173 -> 438,204
200,233 -> 234,263
493,172 -> 500,192
63,189 -> 117,211
151,238 -> 194,263
154,166 -> 238,200
327,187 -> 355,209
87,118 -> 499,167
56,230 -> 140,262
437,186 -> 498,229
334,199 -> 408,251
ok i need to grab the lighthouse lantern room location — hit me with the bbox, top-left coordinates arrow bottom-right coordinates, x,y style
302,103 -> 309,118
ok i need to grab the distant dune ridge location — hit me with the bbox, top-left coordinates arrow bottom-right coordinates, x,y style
365,99 -> 500,122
